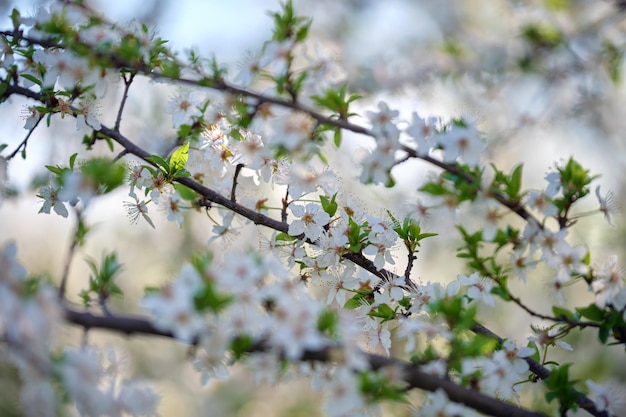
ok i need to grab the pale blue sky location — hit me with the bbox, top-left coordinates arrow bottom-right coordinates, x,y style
2,1 -> 279,63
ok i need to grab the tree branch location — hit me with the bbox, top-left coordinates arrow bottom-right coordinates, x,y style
62,304 -> 548,417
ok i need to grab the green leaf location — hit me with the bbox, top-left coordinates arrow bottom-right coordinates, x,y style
552,306 -> 575,321
317,308 -> 338,337
173,183 -> 197,201
69,153 -> 78,170
161,60 -> 181,78
81,158 -> 126,193
419,182 -> 449,196
274,232 -> 297,242
146,154 -> 171,174
333,129 -> 341,147
344,293 -> 368,309
45,164 -> 65,176
85,252 -> 124,298
507,164 -> 523,199
230,335 -> 254,360
543,363 -> 584,413
20,73 -> 42,86
193,282 -> 233,313
491,286 -> 510,301
319,193 -> 338,217
170,141 -> 189,173
367,303 -> 396,321
598,325 -> 610,344
575,304 -> 605,322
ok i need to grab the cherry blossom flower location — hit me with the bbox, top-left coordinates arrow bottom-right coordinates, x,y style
141,267 -> 207,343
537,228 -> 569,262
528,327 -> 573,351
288,203 -> 331,241
362,318 -> 392,355
324,367 -> 367,417
60,347 -> 110,416
216,251 -> 266,292
234,50 -> 263,87
586,379 -> 625,415
0,36 -> 14,68
165,89 -> 203,128
509,249 -> 535,283
115,380 -> 159,417
358,147 -> 397,185
323,268 -> 361,306
207,210 -> 238,245
450,272 -> 495,307
475,198 -> 500,241
544,170 -> 562,198
479,349 -> 528,399
397,316 -> 452,353
407,281 -> 446,314
525,190 -> 558,217
191,330 -> 231,384
367,101 -> 400,140
158,189 -> 187,228
59,170 -> 96,209
21,105 -> 42,130
269,111 -> 316,152
259,40 -> 293,76
596,186 -> 619,227
405,112 -> 435,155
317,231 -> 349,268
436,122 -> 485,166
592,255 -> 626,310
373,272 -> 405,305
362,242 -> 395,271
38,183 -> 69,218
126,162 -> 152,198
123,196 -> 155,228
75,96 -> 102,130
547,243 -> 589,275
269,298 -> 325,360
413,389 -> 474,417
301,43 -> 345,95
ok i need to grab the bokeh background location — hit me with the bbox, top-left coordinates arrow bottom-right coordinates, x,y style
1,1 -> 625,416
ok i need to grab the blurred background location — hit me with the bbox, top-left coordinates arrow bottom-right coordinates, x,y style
1,1 -> 625,416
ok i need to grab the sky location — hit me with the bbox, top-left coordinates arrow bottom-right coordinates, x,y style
1,0 -> 278,63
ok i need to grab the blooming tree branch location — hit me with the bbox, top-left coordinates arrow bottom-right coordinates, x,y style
0,1 -> 624,417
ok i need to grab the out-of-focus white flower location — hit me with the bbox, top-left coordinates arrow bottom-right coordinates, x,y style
586,379 -> 625,415
596,186 -> 619,227
165,89 -> 203,128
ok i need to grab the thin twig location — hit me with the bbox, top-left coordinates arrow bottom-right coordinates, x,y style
115,71 -> 135,131
281,187 -> 289,223
7,115 -> 43,160
231,163 -> 244,203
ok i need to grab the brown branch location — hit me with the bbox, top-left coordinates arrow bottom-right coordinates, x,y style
62,304 -> 547,417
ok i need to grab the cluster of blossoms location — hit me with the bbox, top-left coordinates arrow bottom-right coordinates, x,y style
1,1 -> 625,417
140,250 -> 381,415
0,243 -> 158,417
